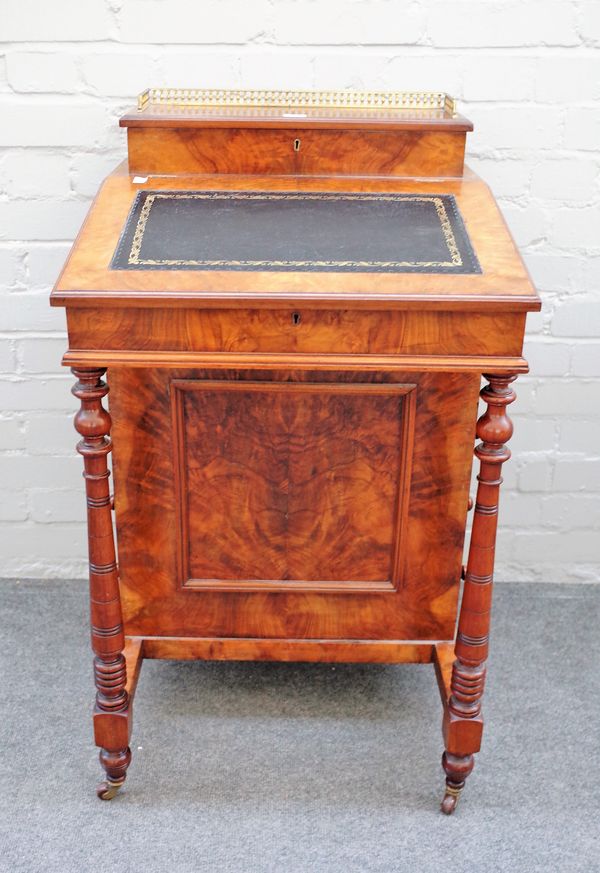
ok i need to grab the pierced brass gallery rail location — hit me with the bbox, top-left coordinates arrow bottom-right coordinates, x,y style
137,88 -> 456,114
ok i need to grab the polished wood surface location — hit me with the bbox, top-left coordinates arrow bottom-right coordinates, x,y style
65,307 -> 527,357
140,637 -> 437,663
51,167 -> 539,312
433,641 -> 455,703
109,367 -> 477,641
64,349 -> 529,376
53,92 -> 540,810
127,127 -> 467,177
72,367 -> 132,800
440,373 -> 517,814
173,380 -> 414,590
123,637 -> 143,698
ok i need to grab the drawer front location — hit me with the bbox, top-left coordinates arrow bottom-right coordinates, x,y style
128,127 -> 466,177
67,307 -> 526,358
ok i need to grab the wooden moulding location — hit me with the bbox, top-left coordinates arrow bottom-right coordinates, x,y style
170,379 -> 416,594
126,127 -> 467,178
63,350 -> 529,374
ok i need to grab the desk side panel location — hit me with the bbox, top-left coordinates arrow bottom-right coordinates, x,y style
109,366 -> 479,642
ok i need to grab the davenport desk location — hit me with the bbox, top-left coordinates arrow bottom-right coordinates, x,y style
51,89 -> 540,813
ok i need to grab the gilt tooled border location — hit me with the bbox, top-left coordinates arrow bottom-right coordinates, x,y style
125,192 -> 464,269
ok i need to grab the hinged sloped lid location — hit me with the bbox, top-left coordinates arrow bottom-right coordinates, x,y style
52,164 -> 539,313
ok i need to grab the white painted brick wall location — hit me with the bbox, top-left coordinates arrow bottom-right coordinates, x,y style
1,0 -> 599,583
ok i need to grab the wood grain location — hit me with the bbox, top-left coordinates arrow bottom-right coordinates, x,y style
109,367 -> 479,642
51,166 -> 540,312
66,307 -> 527,357
140,636 -> 438,663
127,127 -> 466,177
123,637 -> 143,698
63,349 -> 529,374
433,641 -> 455,705
171,380 -> 415,591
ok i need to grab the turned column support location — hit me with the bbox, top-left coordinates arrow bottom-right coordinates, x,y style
72,367 -> 131,800
441,372 -> 517,814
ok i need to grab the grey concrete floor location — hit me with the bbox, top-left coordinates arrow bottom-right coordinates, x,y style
1,579 -> 599,873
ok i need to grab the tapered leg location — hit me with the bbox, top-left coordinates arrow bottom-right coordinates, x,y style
440,373 -> 517,814
72,367 -> 132,800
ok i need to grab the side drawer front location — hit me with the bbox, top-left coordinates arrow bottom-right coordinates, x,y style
67,307 -> 527,358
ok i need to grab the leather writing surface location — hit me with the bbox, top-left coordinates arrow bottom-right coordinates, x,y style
111,190 -> 481,274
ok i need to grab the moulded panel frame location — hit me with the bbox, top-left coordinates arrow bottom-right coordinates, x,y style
170,378 -> 417,594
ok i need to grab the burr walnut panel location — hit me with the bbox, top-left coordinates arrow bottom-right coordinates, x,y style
127,128 -> 467,178
109,367 -> 480,642
66,308 -> 527,358
171,380 -> 416,590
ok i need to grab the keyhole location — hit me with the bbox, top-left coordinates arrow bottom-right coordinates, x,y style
293,138 -> 301,152
292,312 -> 301,325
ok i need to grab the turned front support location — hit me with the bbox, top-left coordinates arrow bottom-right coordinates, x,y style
441,372 -> 517,814
72,367 -> 132,800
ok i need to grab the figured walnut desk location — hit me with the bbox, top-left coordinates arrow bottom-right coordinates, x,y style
51,89 -> 540,813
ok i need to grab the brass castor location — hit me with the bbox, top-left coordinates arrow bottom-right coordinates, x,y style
96,780 -> 124,801
440,784 -> 462,815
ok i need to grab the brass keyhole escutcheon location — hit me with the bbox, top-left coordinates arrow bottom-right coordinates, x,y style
293,138 -> 301,152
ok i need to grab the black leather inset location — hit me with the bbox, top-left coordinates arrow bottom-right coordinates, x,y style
110,190 -> 481,274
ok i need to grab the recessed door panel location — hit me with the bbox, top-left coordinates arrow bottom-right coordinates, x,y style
171,380 -> 415,592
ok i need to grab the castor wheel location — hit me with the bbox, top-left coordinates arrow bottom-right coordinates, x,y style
96,780 -> 123,801
97,747 -> 131,800
440,752 -> 472,814
440,786 -> 462,815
